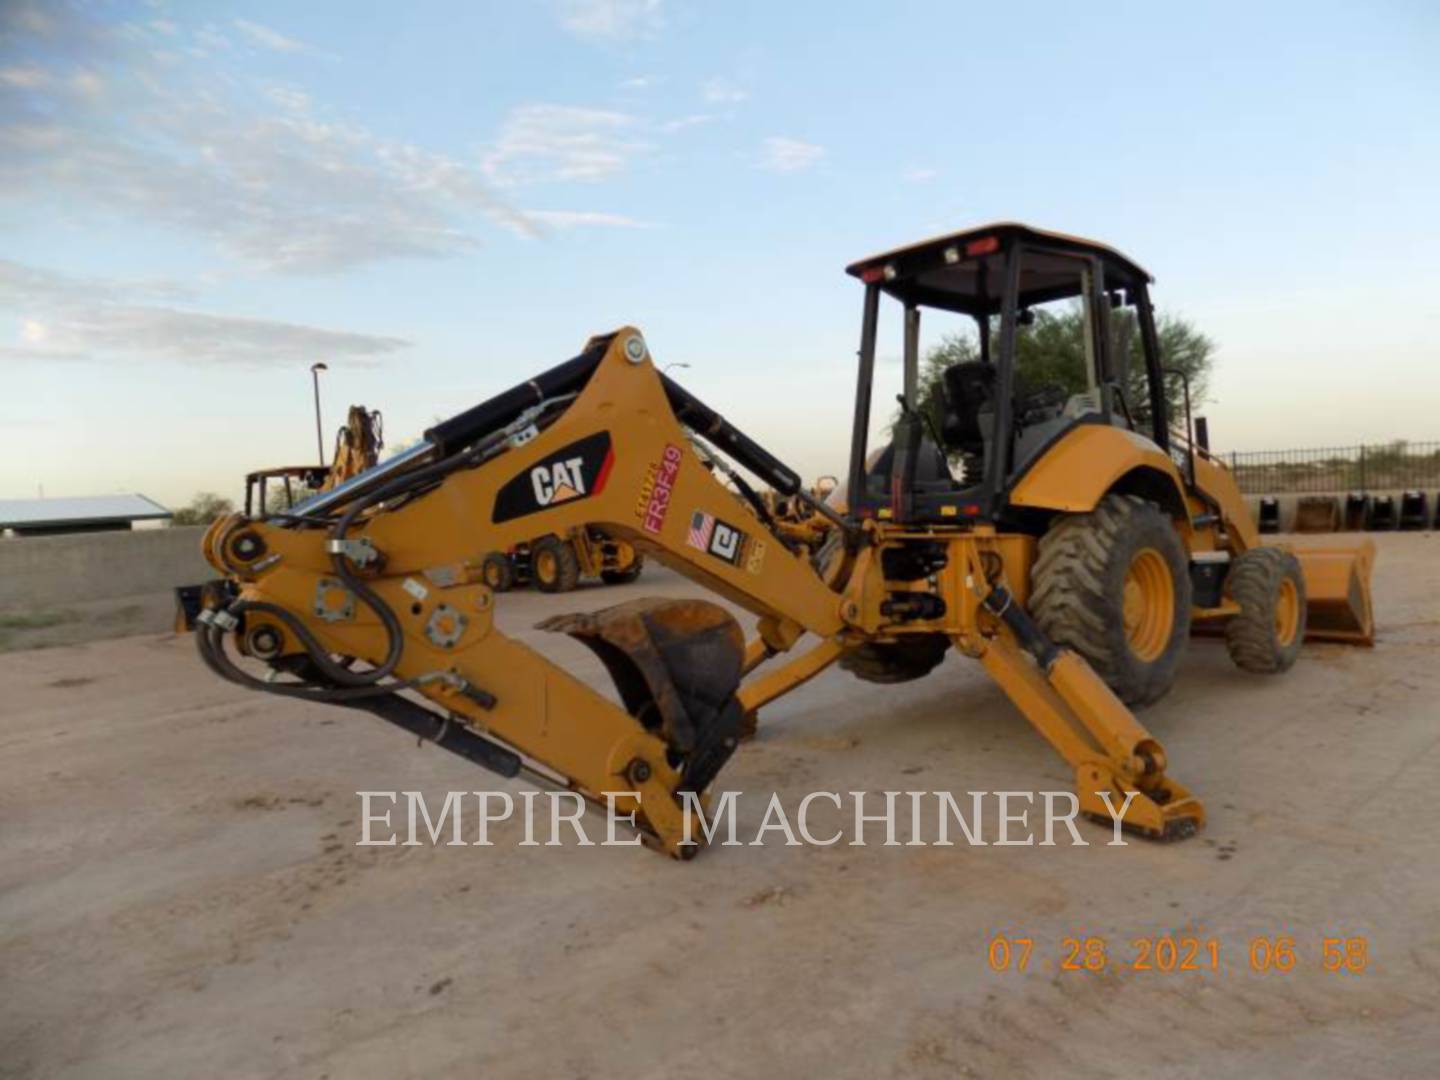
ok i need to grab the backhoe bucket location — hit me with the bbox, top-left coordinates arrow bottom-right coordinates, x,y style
537,598 -> 746,754
1292,540 -> 1376,645
538,597 -> 749,800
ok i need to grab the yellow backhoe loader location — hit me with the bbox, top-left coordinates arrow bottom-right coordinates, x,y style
762,475 -> 840,553
190,224 -> 1375,856
241,404 -> 385,516
481,529 -> 644,593
174,405 -> 382,628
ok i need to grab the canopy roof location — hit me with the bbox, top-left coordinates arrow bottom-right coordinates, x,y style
844,222 -> 1152,316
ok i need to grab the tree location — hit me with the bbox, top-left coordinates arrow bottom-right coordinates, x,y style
171,492 -> 234,526
911,306 -> 1215,440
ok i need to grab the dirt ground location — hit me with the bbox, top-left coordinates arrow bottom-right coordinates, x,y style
3,534 -> 1439,1078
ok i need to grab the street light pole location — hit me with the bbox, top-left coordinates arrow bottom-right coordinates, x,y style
310,362 -> 329,466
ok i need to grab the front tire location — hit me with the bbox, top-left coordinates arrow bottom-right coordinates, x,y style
1031,494 -> 1192,706
1224,547 -> 1306,673
531,536 -> 581,593
482,552 -> 515,593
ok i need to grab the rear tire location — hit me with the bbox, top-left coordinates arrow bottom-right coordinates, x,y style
482,552 -> 515,593
531,536 -> 581,593
600,555 -> 644,585
839,634 -> 950,684
1031,493 -> 1191,706
1224,547 -> 1306,673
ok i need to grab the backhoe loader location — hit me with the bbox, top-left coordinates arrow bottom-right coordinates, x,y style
481,528 -> 644,593
175,405 -> 382,629
762,475 -> 840,553
241,404 -> 384,517
191,223 -> 1375,856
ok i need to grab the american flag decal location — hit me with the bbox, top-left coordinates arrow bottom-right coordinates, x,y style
687,510 -> 715,550
686,511 -> 747,566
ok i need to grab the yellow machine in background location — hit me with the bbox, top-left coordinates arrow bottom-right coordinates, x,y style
481,528 -> 644,593
242,405 -> 384,516
762,475 -> 840,553
190,224 -> 1375,856
174,405 -> 383,630
322,405 -> 384,493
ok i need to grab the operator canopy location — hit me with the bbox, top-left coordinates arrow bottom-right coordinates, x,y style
845,222 -> 1152,317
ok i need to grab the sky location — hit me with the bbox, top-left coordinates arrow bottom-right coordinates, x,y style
1,0 -> 1436,507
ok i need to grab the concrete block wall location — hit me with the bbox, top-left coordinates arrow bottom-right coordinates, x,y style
0,527 -> 212,609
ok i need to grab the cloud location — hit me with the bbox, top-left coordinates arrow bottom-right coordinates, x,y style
0,259 -> 192,307
0,109 -> 533,271
194,26 -> 232,53
0,7 -> 539,273
483,104 -> 647,185
701,77 -> 748,104
758,136 -> 824,173
558,0 -> 664,41
263,84 -> 311,112
660,113 -> 716,133
0,6 -> 671,277
231,18 -> 331,58
70,70 -> 104,99
0,259 -> 410,367
522,210 -> 647,229
0,344 -> 89,362
620,74 -> 658,90
51,305 -> 409,366
0,65 -> 49,88
904,167 -> 938,182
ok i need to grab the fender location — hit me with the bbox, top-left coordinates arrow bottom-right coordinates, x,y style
1008,424 -> 1191,520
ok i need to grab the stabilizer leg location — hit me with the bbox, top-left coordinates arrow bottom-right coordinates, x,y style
973,610 -> 1204,841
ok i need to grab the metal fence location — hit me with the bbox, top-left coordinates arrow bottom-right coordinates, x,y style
1225,441 -> 1440,495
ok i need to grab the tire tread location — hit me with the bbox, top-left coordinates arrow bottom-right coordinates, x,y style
1030,494 -> 1190,705
1224,547 -> 1305,674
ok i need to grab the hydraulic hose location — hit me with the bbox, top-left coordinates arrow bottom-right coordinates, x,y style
313,392 -> 578,687
196,618 -> 415,703
233,599 -> 377,687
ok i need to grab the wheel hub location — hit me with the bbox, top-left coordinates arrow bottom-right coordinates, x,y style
1123,548 -> 1174,662
1275,577 -> 1300,646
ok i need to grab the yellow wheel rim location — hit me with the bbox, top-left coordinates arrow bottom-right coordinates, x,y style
1123,548 -> 1174,662
484,562 -> 501,587
535,550 -> 557,584
1275,577 -> 1300,646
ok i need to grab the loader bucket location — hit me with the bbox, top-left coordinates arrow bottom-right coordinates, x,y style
1291,540 -> 1376,645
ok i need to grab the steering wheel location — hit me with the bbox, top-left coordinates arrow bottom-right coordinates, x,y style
1016,384 -> 1067,423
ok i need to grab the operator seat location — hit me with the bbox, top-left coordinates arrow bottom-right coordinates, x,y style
939,361 -> 994,458
864,438 -> 955,497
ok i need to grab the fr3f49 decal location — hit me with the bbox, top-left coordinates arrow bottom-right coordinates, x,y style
635,443 -> 682,535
